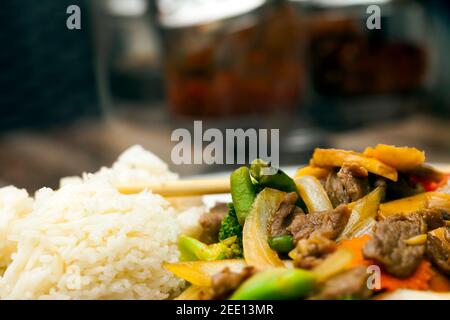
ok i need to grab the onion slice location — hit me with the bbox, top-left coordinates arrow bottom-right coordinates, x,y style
337,187 -> 384,241
295,175 -> 333,213
243,188 -> 286,268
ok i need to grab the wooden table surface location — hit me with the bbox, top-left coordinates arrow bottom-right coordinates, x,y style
0,113 -> 449,192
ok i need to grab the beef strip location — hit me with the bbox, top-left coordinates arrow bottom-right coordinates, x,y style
362,213 -> 427,278
325,169 -> 350,207
270,192 -> 304,237
324,164 -> 369,207
199,203 -> 228,244
426,227 -> 450,275
288,205 -> 350,268
288,204 -> 351,243
363,209 -> 446,278
294,235 -> 336,269
211,267 -> 255,299
337,163 -> 370,202
310,266 -> 373,300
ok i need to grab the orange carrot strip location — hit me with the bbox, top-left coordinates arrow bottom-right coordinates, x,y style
379,261 -> 432,292
339,235 -> 372,269
338,236 -> 433,292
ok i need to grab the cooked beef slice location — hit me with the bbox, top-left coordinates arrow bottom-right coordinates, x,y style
324,164 -> 369,207
288,204 -> 351,243
325,169 -> 350,207
363,213 -> 427,278
294,235 -> 336,269
270,192 -> 304,237
211,267 -> 255,299
310,266 -> 373,300
426,227 -> 450,275
199,203 -> 228,244
337,164 -> 370,202
288,205 -> 350,268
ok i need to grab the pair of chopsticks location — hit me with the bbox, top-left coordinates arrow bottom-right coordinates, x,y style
117,177 -> 231,197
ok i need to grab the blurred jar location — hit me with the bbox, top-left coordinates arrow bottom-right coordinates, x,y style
291,0 -> 431,129
91,0 -> 164,106
157,0 -> 305,117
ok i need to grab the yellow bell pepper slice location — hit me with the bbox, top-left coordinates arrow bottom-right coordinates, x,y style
363,144 -> 425,171
295,176 -> 333,212
379,193 -> 431,217
243,188 -> 286,268
163,259 -> 247,287
294,166 -> 330,180
379,192 -> 450,218
311,148 -> 398,181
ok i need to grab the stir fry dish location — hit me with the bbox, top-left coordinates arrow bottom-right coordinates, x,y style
165,145 -> 450,300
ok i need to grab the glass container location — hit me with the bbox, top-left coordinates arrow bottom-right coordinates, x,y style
157,0 -> 305,118
291,0 -> 432,129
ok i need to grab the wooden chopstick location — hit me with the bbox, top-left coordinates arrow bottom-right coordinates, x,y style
116,177 -> 230,197
116,164 -> 450,197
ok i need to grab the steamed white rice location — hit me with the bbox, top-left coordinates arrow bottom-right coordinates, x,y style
0,145 -> 204,300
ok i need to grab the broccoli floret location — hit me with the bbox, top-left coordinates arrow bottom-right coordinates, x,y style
178,235 -> 241,261
218,204 -> 243,257
177,204 -> 244,261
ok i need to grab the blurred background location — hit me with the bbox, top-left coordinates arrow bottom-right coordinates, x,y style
0,0 -> 449,191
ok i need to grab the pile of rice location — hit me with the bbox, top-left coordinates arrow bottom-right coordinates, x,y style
0,145 -> 204,299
